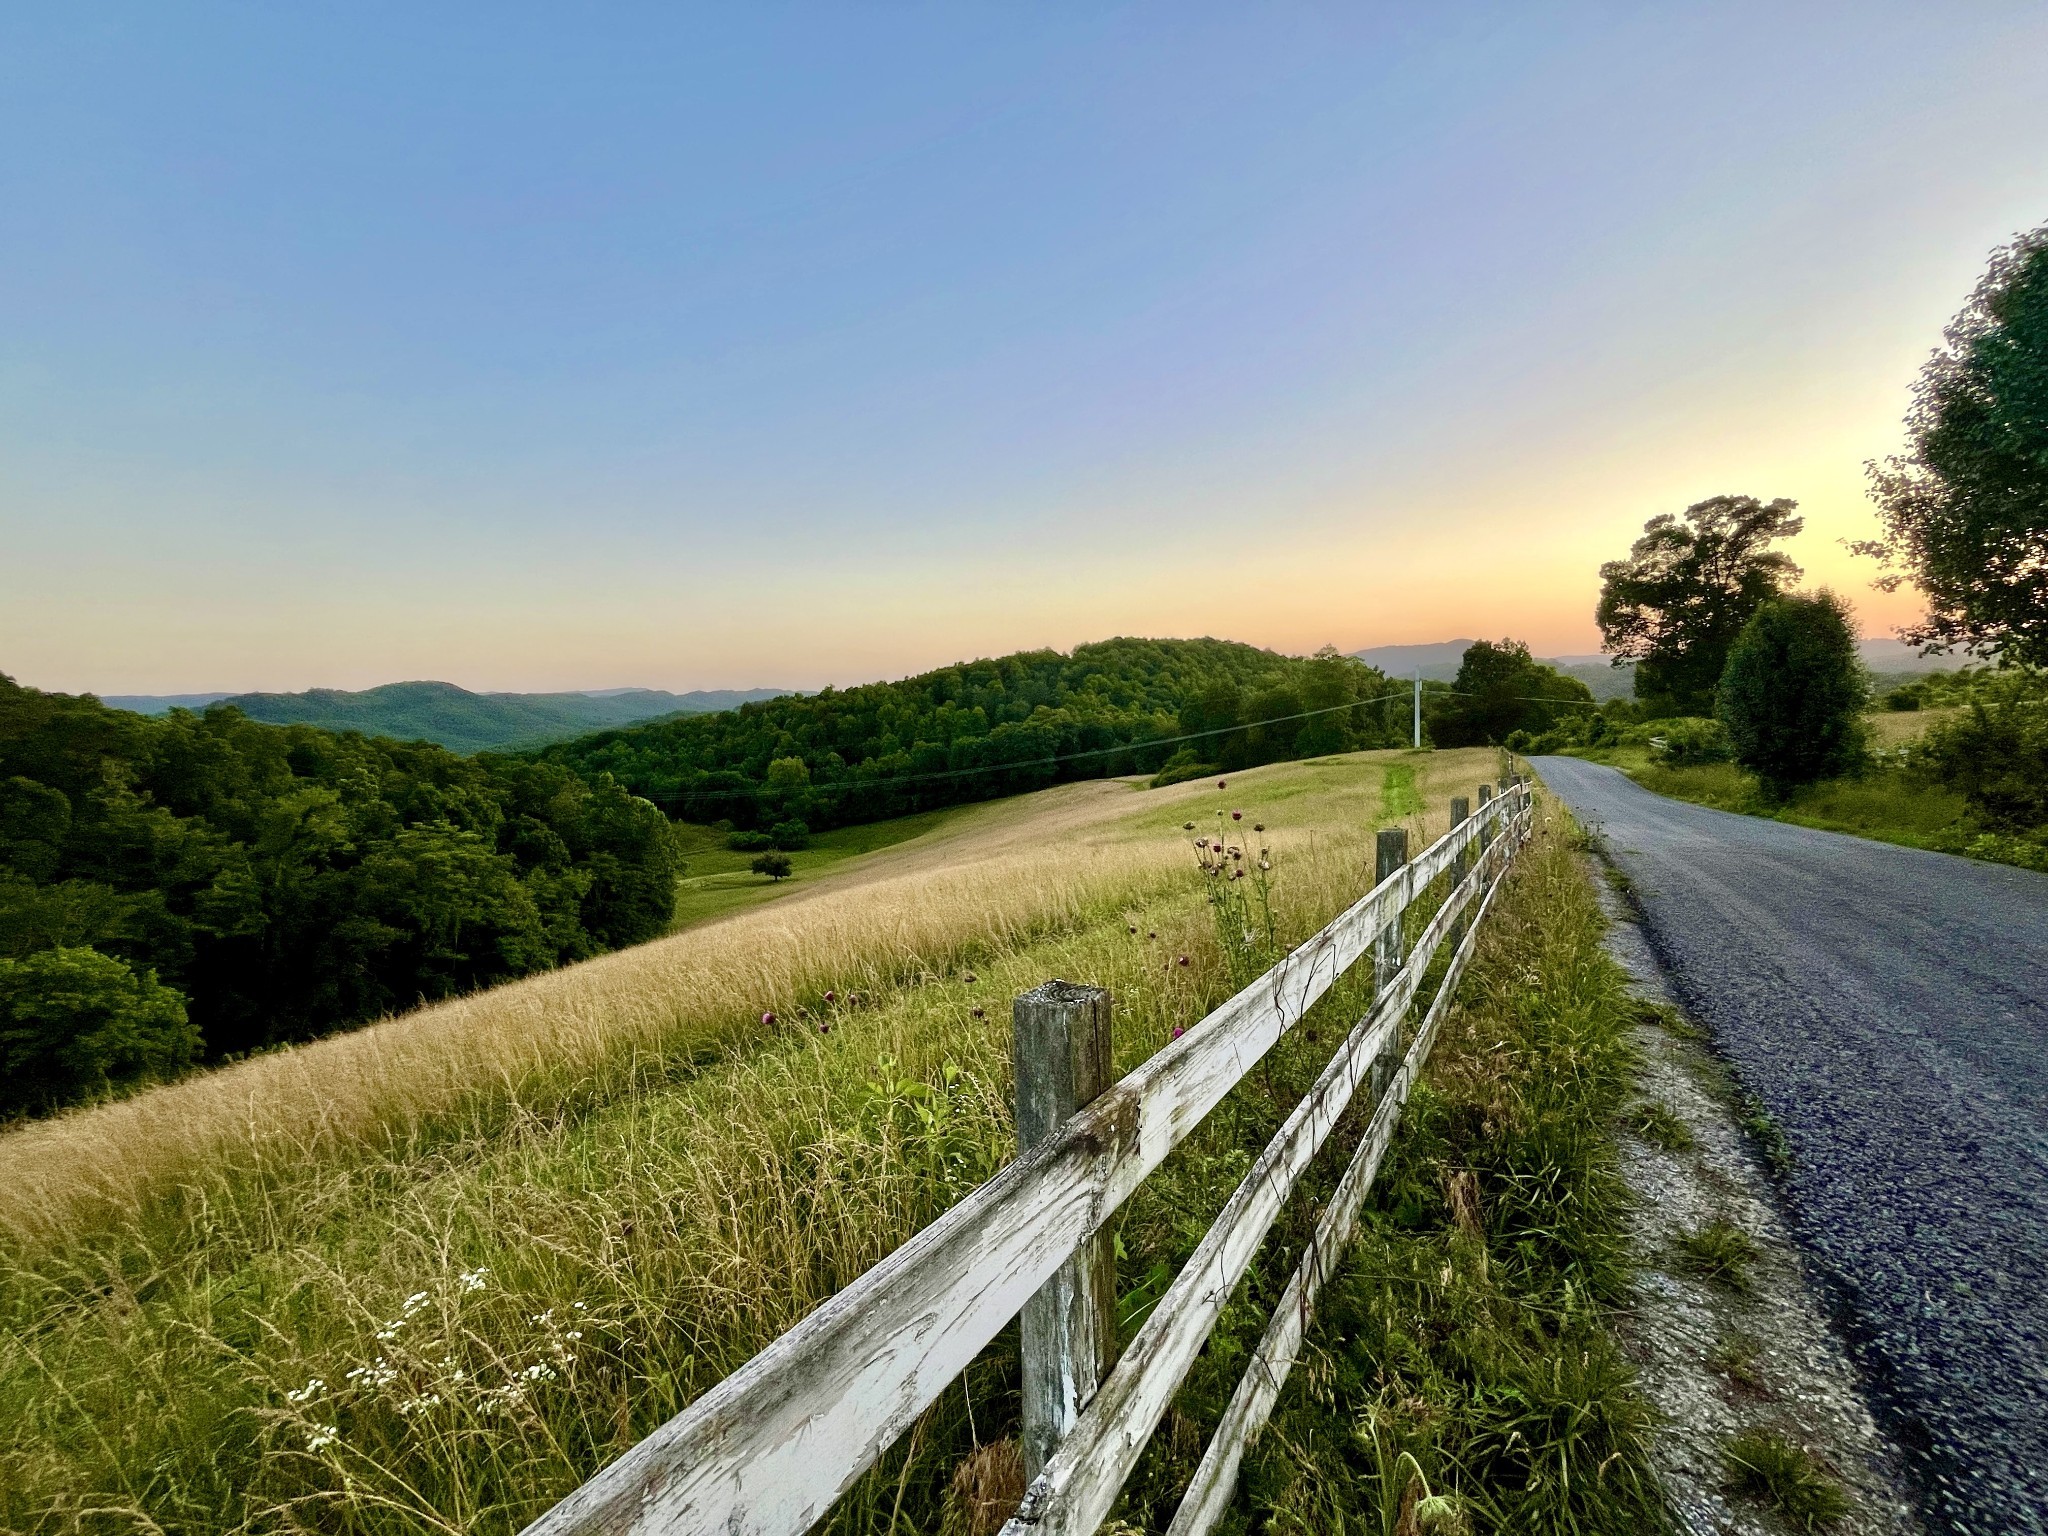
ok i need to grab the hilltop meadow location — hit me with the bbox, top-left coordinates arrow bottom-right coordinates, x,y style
0,749 -> 1665,1535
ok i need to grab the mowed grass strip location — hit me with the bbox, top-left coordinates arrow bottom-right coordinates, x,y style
3,750 -> 1499,1534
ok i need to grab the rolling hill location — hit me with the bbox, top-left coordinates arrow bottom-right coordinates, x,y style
99,680 -> 793,753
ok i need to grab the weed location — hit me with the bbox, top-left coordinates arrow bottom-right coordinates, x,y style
1672,1218 -> 1760,1291
1627,1100 -> 1694,1153
1736,1092 -> 1794,1178
1721,1428 -> 1851,1529
1708,1330 -> 1768,1393
1599,861 -> 1637,901
1635,999 -> 1707,1043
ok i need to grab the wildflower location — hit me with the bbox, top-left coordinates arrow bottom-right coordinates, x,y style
1128,924 -> 1138,934
824,989 -> 837,1003
460,1266 -> 490,1292
762,1011 -> 777,1026
971,1006 -> 985,1019
1171,1024 -> 1186,1040
1147,930 -> 1157,940
304,1425 -> 341,1453
1217,779 -> 1227,789
1253,822 -> 1264,832
1259,860 -> 1271,871
1177,955 -> 1190,967
819,1020 -> 831,1035
964,972 -> 977,983
1182,821 -> 1195,831
285,1377 -> 326,1405
1232,810 -> 1243,821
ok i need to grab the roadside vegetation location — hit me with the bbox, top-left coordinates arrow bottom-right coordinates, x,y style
0,752 -> 1668,1535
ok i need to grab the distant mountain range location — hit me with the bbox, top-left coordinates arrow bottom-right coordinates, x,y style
1355,636 -> 1959,703
99,681 -> 794,754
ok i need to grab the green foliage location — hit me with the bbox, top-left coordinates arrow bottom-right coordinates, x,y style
769,819 -> 811,851
0,673 -> 683,1114
1650,717 -> 1734,766
749,850 -> 794,881
1597,495 -> 1804,716
1721,1429 -> 1851,1529
1429,640 -> 1594,747
1715,593 -> 1867,797
0,945 -> 199,1116
726,829 -> 775,851
541,638 -> 1401,831
1916,669 -> 2048,830
1861,223 -> 2048,668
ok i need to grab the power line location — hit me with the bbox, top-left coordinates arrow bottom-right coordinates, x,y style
629,688 -> 1420,807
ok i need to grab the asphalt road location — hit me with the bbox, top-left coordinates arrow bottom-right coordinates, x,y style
1533,758 -> 2048,1536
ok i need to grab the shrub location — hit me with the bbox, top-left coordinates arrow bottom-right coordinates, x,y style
770,819 -> 811,851
1149,751 -> 1219,788
749,851 -> 794,881
0,946 -> 199,1116
1917,670 -> 2048,830
1650,717 -> 1734,766
726,830 -> 775,851
1716,591 -> 1867,797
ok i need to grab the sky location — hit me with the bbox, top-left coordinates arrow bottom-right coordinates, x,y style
5,4 -> 2047,695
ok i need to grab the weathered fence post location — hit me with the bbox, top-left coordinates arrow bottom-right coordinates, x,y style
1372,828 -> 1409,997
1477,783 -> 1495,863
1449,795 -> 1472,942
1013,981 -> 1117,1481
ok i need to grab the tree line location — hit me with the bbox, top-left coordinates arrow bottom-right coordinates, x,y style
0,676 -> 683,1117
536,637 -> 1409,830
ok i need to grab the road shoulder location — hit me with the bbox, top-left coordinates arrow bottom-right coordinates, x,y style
1590,847 -> 1924,1535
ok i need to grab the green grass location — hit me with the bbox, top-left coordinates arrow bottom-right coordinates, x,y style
0,762 -> 1667,1535
668,808 -> 972,928
1627,1100 -> 1694,1152
1708,1330 -> 1767,1393
1671,1218 -> 1760,1292
1721,1428 -> 1851,1529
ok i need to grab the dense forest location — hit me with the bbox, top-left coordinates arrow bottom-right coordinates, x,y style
0,675 -> 681,1116
537,638 -> 1408,829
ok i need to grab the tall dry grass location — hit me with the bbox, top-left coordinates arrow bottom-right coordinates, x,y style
0,749 -> 1494,1534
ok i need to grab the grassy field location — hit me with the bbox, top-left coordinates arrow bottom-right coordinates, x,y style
667,809 -> 974,929
0,749 -> 1662,1535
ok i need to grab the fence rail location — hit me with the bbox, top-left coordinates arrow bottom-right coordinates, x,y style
524,776 -> 1536,1536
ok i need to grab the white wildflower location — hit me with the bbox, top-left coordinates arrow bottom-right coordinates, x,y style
285,1377 -> 326,1404
304,1425 -> 341,1452
459,1267 -> 490,1292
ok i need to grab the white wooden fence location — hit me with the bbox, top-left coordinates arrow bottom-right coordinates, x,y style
523,776 -> 1536,1536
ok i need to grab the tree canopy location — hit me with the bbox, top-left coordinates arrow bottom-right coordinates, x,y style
538,638 -> 1403,828
1427,640 -> 1594,747
0,675 -> 682,1114
1596,496 -> 1804,716
1715,592 -> 1868,797
1861,224 -> 2048,668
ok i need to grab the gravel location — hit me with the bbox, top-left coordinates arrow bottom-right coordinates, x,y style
1534,757 -> 2048,1536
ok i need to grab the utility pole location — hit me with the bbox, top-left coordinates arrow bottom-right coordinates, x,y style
1412,668 -> 1421,750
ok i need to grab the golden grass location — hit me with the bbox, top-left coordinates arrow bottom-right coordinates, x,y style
0,748 -> 1503,1535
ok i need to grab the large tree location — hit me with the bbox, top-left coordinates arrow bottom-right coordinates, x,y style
1859,224 -> 2048,667
1430,640 -> 1593,747
1596,496 -> 1804,716
1716,591 -> 1867,799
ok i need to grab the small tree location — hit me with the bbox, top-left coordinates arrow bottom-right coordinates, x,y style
769,819 -> 811,851
749,851 -> 794,882
1860,223 -> 2048,667
1598,496 -> 1804,716
1716,592 -> 1868,798
0,946 -> 198,1116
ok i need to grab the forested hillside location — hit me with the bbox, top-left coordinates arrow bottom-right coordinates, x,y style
128,680 -> 792,753
540,638 -> 1403,829
0,675 -> 681,1116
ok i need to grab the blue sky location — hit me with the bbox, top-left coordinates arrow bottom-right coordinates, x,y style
6,4 -> 2047,692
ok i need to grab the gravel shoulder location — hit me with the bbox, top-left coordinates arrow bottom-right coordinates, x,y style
1534,756 -> 2048,1536
1598,859 -> 1920,1535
